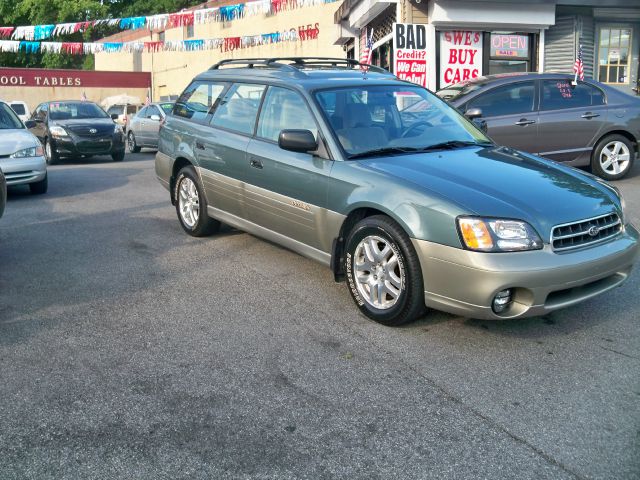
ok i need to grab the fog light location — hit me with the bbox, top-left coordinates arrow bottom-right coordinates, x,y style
492,289 -> 513,314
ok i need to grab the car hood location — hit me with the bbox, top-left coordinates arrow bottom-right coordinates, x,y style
360,146 -> 620,237
0,129 -> 40,156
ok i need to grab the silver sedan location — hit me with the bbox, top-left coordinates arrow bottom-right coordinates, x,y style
0,101 -> 47,195
126,102 -> 174,153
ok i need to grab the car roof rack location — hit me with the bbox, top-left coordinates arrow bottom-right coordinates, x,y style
209,57 -> 392,75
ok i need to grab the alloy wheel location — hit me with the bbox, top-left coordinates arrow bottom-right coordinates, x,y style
599,140 -> 631,176
353,235 -> 404,310
178,177 -> 199,228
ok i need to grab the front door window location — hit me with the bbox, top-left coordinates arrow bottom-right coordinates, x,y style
598,27 -> 632,85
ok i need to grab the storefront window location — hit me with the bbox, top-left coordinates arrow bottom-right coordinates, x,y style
598,27 -> 632,85
371,41 -> 393,71
488,33 -> 532,75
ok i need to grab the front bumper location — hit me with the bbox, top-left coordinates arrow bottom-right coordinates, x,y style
412,223 -> 639,320
0,156 -> 47,186
51,133 -> 125,157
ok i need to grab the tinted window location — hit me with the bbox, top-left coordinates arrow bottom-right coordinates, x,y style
49,102 -> 108,120
137,107 -> 148,118
211,83 -> 266,135
467,82 -> 535,117
126,105 -> 138,115
159,103 -> 173,114
257,87 -> 317,142
10,103 -> 26,115
147,106 -> 161,117
107,106 -> 121,116
174,81 -> 226,122
541,80 -> 605,111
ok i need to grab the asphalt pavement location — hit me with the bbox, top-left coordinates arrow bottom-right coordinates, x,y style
0,151 -> 638,479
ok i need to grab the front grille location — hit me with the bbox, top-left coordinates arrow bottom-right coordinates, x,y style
66,125 -> 113,136
76,140 -> 112,154
551,213 -> 622,252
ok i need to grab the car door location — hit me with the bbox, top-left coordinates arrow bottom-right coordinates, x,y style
30,104 -> 48,143
536,80 -> 608,163
130,106 -> 147,143
464,81 -> 538,153
245,86 -> 334,253
194,82 -> 265,220
143,105 -> 163,147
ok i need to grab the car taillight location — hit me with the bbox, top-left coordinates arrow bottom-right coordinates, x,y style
123,115 -> 128,124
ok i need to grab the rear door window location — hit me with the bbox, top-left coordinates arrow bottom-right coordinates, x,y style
466,82 -> 535,117
174,81 -> 227,123
257,87 -> 317,142
10,103 -> 26,115
541,80 -> 605,111
126,105 -> 139,115
211,83 -> 266,135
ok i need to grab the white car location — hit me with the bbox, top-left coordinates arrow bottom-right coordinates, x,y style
9,101 -> 31,123
0,101 -> 47,194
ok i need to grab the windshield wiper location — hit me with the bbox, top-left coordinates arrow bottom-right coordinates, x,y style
419,140 -> 493,152
348,146 -> 420,159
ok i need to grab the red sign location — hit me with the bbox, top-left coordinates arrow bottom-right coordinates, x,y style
439,31 -> 482,87
0,68 -> 151,88
393,23 -> 429,88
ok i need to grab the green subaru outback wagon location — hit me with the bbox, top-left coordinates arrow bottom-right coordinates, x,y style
156,57 -> 638,326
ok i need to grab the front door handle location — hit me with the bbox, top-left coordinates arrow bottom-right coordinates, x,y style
195,141 -> 205,150
515,119 -> 536,126
581,112 -> 600,119
250,157 -> 263,169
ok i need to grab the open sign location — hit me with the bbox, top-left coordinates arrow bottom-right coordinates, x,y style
490,34 -> 529,59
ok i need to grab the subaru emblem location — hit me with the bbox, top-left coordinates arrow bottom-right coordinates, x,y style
588,225 -> 600,237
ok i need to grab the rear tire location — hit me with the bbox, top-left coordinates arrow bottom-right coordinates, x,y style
591,134 -> 634,181
128,131 -> 141,153
174,166 -> 220,237
29,174 -> 48,195
344,215 -> 425,326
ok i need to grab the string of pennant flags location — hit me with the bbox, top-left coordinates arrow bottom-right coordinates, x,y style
0,0 -> 335,42
0,24 -> 321,55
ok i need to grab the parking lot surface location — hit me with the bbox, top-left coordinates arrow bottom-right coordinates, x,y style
1,152 -> 638,479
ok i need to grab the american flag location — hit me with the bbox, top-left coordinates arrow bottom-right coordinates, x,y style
360,28 -> 374,70
145,88 -> 151,106
573,43 -> 584,82
80,91 -> 87,101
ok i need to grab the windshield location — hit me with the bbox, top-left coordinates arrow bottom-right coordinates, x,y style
315,85 -> 490,158
160,103 -> 174,114
0,102 -> 24,129
49,102 -> 109,120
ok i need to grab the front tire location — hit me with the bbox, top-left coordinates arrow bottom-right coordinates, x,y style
111,151 -> 125,162
591,134 -> 634,181
174,166 -> 220,237
44,138 -> 58,165
344,215 -> 425,326
29,174 -> 48,195
128,131 -> 141,153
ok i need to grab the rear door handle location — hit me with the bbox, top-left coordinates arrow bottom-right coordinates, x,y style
250,157 -> 263,169
195,141 -> 205,150
515,119 -> 536,126
581,112 -> 600,119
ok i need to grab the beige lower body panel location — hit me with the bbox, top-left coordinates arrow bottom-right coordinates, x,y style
412,224 -> 640,320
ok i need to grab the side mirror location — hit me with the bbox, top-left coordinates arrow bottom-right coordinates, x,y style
464,107 -> 483,120
24,120 -> 36,129
278,129 -> 317,153
110,113 -> 119,120
149,115 -> 161,121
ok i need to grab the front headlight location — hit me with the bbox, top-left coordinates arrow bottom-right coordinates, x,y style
114,124 -> 122,134
457,217 -> 543,252
50,126 -> 68,137
10,145 -> 45,158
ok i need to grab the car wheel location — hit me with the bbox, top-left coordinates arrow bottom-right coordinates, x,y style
111,151 -> 125,162
44,138 -> 58,165
344,215 -> 425,326
174,166 -> 220,237
591,134 -> 635,181
29,173 -> 48,195
128,131 -> 141,153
